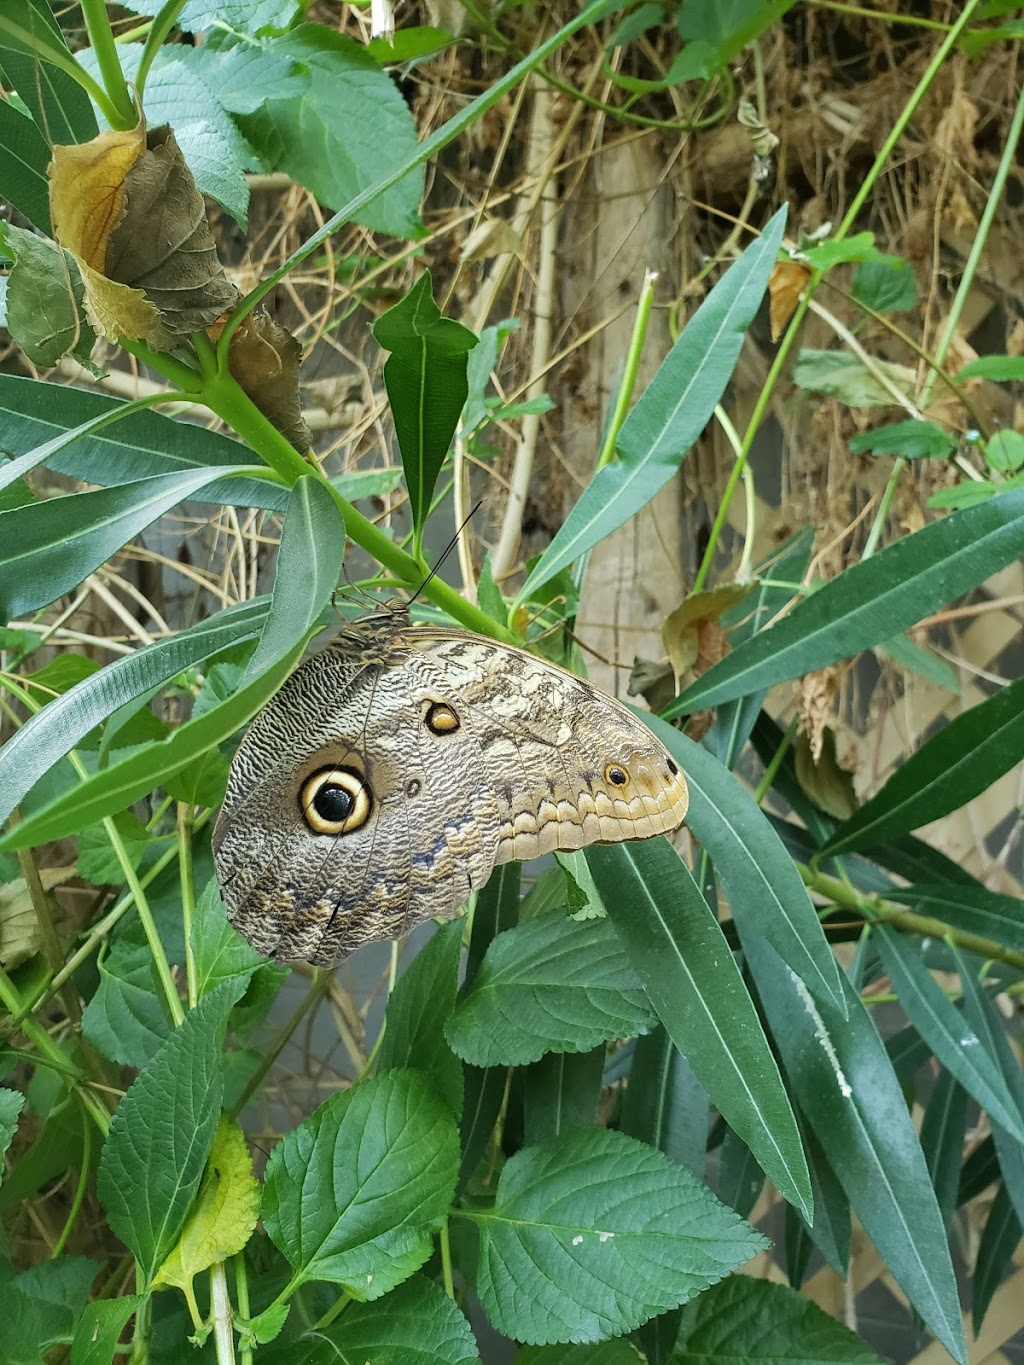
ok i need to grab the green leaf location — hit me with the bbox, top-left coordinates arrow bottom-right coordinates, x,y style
446,910 -> 657,1068
641,711 -> 845,1014
986,429 -> 1024,473
0,631 -> 307,850
927,477 -> 1007,510
518,206 -> 787,599
668,486 -> 1024,712
802,231 -> 889,271
0,374 -> 294,507
236,24 -> 424,237
0,99 -> 51,232
242,475 -> 344,683
848,419 -> 955,460
523,1046 -> 604,1144
76,811 -> 151,886
262,1070 -> 458,1298
0,0 -> 96,146
852,256 -> 917,312
1,224 -> 96,367
795,1121 -> 851,1276
70,1295 -> 147,1365
586,839 -> 812,1219
956,353 -> 1024,381
0,597 -> 268,828
367,26 -> 455,63
190,878 -> 264,999
517,1344 -> 643,1364
790,349 -> 915,406
874,926 -> 1024,1140
0,465 -> 275,620
377,919 -> 464,1119
0,1257 -> 97,1358
973,1183 -> 1020,1332
622,1027 -> 707,1176
0,1088 -> 25,1186
119,0 -> 298,30
920,1068 -> 968,1235
97,978 -> 246,1285
821,674 -> 1024,856
887,882 -> 1024,954
674,1275 -> 887,1361
81,926 -> 172,1069
878,631 -> 959,691
676,0 -> 797,63
260,1275 -> 481,1364
152,1117 -> 261,1293
474,1127 -> 768,1345
741,931 -> 967,1364
372,271 -> 478,536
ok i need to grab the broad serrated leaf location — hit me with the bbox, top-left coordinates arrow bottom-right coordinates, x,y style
259,1274 -> 481,1364
586,839 -> 811,1219
97,979 -> 246,1285
377,919 -> 464,1118
668,486 -> 1024,714
70,1294 -> 147,1365
81,926 -> 171,1069
474,1127 -> 768,1345
0,1088 -> 25,1186
191,878 -> 264,999
1,224 -> 95,368
446,910 -> 657,1067
519,207 -> 786,599
153,1117 -> 261,1292
76,811 -> 151,886
262,1069 -> 458,1299
822,674 -> 1024,856
740,931 -> 966,1364
674,1275 -> 888,1362
516,1343 -> 643,1364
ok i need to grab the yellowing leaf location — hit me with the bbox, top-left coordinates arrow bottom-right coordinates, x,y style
0,865 -> 75,969
153,1117 -> 260,1294
224,310 -> 310,453
768,260 -> 810,342
78,259 -> 171,349
49,123 -> 146,271
662,583 -> 752,686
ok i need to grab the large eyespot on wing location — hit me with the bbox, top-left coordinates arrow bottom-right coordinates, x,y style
299,765 -> 373,835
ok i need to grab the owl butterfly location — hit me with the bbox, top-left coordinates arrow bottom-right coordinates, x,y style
213,603 -> 689,966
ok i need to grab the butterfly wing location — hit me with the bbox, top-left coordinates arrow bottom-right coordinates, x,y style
421,630 -> 689,863
213,635 -> 502,966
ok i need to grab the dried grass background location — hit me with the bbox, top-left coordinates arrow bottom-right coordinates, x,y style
4,2 -> 1024,1358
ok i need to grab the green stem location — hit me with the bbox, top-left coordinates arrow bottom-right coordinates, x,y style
178,804 -> 198,1008
595,269 -> 658,471
0,17 -> 119,126
227,971 -> 332,1119
134,0 -> 189,97
78,0 -> 137,128
51,1100 -> 92,1257
800,865 -> 1024,973
439,1221 -> 455,1298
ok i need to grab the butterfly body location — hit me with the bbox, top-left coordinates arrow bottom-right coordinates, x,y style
213,606 -> 689,966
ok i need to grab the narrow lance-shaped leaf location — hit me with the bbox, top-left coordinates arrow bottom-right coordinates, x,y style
372,271 -> 477,537
518,206 -> 787,599
0,632 -> 309,850
586,838 -> 812,1219
0,597 -> 269,827
740,929 -> 967,1365
241,476 -> 344,684
821,673 -> 1024,856
640,709 -> 845,1014
874,926 -> 1024,1140
667,485 -> 1024,714
0,465 -> 282,620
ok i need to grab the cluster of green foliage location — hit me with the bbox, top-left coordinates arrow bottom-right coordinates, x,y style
2,1 -> 1024,1363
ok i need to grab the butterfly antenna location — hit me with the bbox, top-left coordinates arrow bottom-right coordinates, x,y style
407,501 -> 482,608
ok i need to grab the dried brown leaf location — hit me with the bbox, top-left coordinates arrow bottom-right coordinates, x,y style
662,583 -> 751,687
49,122 -> 146,271
797,665 -> 839,764
226,310 -> 311,454
769,260 -> 810,342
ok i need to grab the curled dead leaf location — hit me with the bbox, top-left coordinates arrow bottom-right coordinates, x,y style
662,583 -> 751,689
769,260 -> 810,342
794,727 -> 857,821
225,310 -> 311,454
0,865 -> 75,970
49,121 -> 238,348
797,665 -> 839,764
